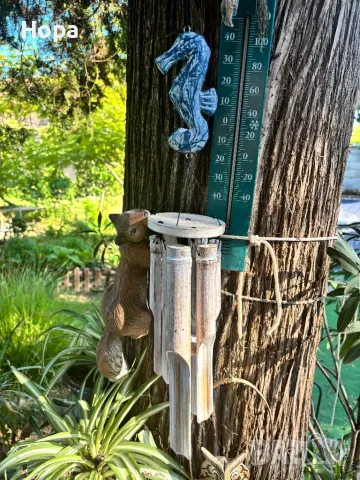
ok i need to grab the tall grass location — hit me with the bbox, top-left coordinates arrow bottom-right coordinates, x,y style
0,269 -> 58,368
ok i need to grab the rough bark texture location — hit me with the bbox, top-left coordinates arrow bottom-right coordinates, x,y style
123,1 -> 360,479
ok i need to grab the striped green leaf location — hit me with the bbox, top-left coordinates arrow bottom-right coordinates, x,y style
109,403 -> 169,449
75,472 -> 91,480
108,457 -> 131,480
22,455 -> 93,480
120,453 -> 145,480
47,463 -> 79,480
113,443 -> 189,479
103,376 -> 159,451
37,432 -> 89,443
0,444 -> 62,474
88,379 -> 125,433
132,453 -> 173,479
94,379 -> 127,451
11,367 -> 71,434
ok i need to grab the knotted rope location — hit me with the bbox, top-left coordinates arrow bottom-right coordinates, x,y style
220,234 -> 337,338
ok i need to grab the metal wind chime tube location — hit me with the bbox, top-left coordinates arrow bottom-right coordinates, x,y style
194,244 -> 218,423
149,236 -> 162,376
191,240 -> 199,417
161,236 -> 175,384
166,244 -> 192,458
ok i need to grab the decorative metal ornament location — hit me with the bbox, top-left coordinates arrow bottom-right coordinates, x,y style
155,32 -> 218,153
200,448 -> 250,480
148,213 -> 225,459
221,0 -> 239,27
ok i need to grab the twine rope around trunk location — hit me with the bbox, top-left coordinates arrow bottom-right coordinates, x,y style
221,234 -> 337,337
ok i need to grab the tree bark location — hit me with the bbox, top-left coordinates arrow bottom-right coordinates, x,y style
123,1 -> 360,479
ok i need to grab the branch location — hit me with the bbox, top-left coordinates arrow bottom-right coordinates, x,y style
0,194 -> 15,206
309,408 -> 337,465
91,52 -> 118,63
100,160 -> 123,186
316,361 -> 356,430
323,311 -> 351,407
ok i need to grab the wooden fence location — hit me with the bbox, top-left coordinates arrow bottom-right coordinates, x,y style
57,267 -> 116,293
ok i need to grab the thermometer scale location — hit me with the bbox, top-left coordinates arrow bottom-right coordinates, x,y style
207,0 -> 276,271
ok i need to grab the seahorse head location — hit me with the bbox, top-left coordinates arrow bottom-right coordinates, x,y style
155,32 -> 210,74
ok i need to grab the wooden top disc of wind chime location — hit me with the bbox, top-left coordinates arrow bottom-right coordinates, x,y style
148,212 -> 225,238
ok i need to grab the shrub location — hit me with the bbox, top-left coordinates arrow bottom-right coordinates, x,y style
2,237 -> 39,266
3,235 -> 97,270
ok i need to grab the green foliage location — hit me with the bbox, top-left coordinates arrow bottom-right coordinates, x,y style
40,306 -> 104,393
2,237 -> 39,265
338,223 -> 360,246
2,235 -> 92,270
83,210 -> 121,266
0,1 -> 127,118
0,82 -> 125,203
41,239 -> 95,269
0,269 -> 59,368
304,444 -> 354,479
0,362 -> 189,480
0,324 -> 24,442
327,233 -> 360,363
2,231 -> 118,270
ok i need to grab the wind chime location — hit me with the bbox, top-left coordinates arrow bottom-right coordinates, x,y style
148,214 -> 224,460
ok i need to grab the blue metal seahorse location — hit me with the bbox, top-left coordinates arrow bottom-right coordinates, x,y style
155,32 -> 218,153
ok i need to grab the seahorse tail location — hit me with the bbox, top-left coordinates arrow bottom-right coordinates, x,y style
168,123 -> 209,153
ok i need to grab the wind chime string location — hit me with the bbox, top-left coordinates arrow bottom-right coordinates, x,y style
175,153 -> 222,227
184,0 -> 191,31
186,154 -> 222,226
176,154 -> 193,226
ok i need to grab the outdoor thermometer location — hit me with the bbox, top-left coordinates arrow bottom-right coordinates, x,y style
207,0 -> 276,271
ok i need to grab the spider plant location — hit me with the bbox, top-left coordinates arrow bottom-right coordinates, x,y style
304,449 -> 352,479
39,306 -> 104,392
0,355 -> 189,480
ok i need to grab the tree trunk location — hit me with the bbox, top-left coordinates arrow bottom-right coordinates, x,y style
123,1 -> 360,479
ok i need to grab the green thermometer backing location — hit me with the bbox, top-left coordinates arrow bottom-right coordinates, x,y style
207,0 -> 276,271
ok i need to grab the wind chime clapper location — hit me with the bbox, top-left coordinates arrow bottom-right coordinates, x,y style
148,213 -> 225,459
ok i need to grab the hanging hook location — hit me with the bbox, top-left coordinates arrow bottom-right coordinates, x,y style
184,0 -> 191,31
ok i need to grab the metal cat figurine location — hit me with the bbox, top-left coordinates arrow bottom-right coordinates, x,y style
156,31 -> 218,153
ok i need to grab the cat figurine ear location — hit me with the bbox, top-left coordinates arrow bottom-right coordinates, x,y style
200,447 -> 250,480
